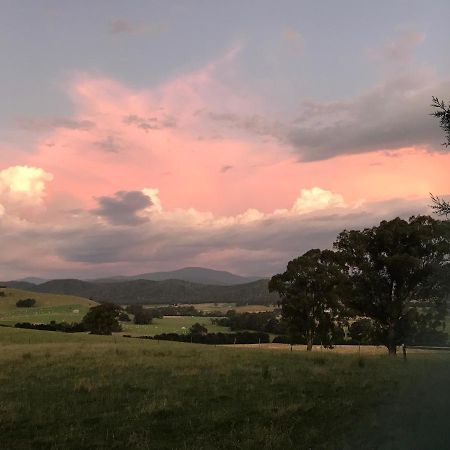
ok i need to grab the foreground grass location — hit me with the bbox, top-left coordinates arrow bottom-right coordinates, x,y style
1,327 -> 449,450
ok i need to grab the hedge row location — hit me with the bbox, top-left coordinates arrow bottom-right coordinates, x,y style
142,331 -> 270,345
14,322 -> 85,333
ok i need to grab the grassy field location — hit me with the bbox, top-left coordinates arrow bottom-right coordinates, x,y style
1,326 -> 450,449
0,289 -> 230,336
0,288 -> 95,310
0,288 -> 96,326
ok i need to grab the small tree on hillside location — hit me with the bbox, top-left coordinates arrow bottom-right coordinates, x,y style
16,298 -> 36,308
335,215 -> 450,355
81,303 -> 122,335
189,322 -> 208,335
269,249 -> 348,351
133,307 -> 153,325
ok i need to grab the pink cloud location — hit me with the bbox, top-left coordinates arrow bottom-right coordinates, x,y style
1,48 -> 449,278
23,65 -> 449,218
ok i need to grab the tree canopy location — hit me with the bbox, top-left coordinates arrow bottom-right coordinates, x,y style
82,303 -> 123,335
334,215 -> 450,354
269,249 -> 348,350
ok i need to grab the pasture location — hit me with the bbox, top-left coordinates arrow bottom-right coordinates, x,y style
0,288 -> 95,327
1,326 -> 450,449
0,289 -> 229,336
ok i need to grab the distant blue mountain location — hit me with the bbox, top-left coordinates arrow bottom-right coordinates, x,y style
91,267 -> 264,286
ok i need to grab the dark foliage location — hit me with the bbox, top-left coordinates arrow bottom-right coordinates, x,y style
335,216 -> 450,354
16,298 -> 36,308
430,97 -> 450,216
145,305 -> 224,317
118,311 -> 131,322
212,311 -> 287,334
81,303 -> 123,335
134,309 -> 153,325
431,96 -> 450,147
348,318 -> 381,345
431,193 -> 450,218
151,331 -> 270,345
14,321 -> 85,333
125,305 -> 153,324
269,249 -> 349,350
189,322 -> 208,335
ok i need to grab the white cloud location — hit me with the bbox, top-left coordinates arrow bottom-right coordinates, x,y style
142,188 -> 163,213
0,166 -> 53,214
291,187 -> 345,214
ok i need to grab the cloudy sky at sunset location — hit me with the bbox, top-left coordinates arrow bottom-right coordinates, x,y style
1,0 -> 449,279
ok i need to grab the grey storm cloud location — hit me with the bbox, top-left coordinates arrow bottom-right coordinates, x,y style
203,71 -> 449,162
16,117 -> 95,132
284,75 -> 450,161
0,192 -> 434,279
206,111 -> 280,137
92,191 -> 153,226
54,196 -> 430,274
123,114 -> 177,132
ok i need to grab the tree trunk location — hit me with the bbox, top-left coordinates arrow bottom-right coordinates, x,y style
387,325 -> 397,356
306,332 -> 313,351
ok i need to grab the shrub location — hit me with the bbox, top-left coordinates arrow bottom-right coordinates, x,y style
16,298 -> 36,308
189,322 -> 208,335
133,309 -> 153,325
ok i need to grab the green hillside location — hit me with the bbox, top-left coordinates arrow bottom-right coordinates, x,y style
0,288 -> 95,310
0,288 -> 96,326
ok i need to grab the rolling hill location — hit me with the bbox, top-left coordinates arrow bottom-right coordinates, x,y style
0,287 -> 95,311
2,278 -> 278,306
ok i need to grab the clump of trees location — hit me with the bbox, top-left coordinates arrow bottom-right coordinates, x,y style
212,310 -> 287,334
270,216 -> 450,354
16,298 -> 36,308
81,303 -> 123,335
146,305 -> 225,318
125,305 -> 153,325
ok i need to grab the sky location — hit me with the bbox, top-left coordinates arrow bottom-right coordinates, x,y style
0,0 -> 449,280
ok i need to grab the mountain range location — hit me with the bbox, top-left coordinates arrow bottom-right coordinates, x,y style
3,267 -> 276,306
89,267 -> 262,286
